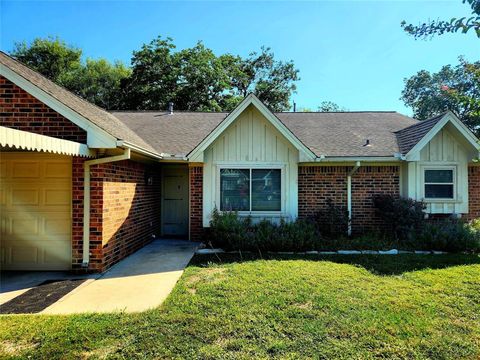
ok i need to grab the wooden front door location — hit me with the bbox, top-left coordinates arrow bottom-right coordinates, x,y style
161,166 -> 189,237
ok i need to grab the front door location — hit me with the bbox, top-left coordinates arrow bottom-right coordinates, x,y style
161,166 -> 189,237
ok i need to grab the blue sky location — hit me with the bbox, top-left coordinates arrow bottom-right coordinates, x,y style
1,1 -> 477,114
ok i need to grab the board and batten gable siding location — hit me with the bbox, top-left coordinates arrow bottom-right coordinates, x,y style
406,125 -> 470,214
202,105 -> 299,227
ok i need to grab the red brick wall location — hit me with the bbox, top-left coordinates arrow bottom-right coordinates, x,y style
0,76 -> 87,143
72,159 -> 162,273
298,165 -> 400,235
93,160 -> 161,272
468,165 -> 480,220
189,165 -> 203,242
351,166 -> 400,234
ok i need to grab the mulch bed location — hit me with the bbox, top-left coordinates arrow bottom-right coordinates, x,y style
0,279 -> 87,314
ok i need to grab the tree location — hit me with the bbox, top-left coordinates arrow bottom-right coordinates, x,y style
318,101 -> 347,112
227,47 -> 300,112
61,59 -> 131,110
10,37 -> 129,110
11,37 -> 82,83
121,39 -> 300,112
401,58 -> 480,136
120,37 -> 178,110
401,0 -> 480,39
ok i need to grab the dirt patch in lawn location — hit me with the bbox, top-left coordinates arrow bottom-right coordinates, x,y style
185,268 -> 227,293
0,340 -> 37,356
0,279 -> 87,314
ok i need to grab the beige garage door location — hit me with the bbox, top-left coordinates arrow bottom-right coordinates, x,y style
0,153 -> 72,270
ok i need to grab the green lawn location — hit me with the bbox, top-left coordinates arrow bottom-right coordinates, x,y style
1,254 -> 479,359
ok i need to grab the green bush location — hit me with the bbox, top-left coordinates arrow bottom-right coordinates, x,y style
373,195 -> 426,241
208,208 -> 254,251
313,199 -> 349,239
208,210 -> 320,252
418,218 -> 480,253
207,209 -> 480,253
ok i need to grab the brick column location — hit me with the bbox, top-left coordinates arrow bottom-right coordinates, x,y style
468,165 -> 480,220
189,164 -> 204,242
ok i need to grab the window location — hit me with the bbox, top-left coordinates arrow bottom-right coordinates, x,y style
424,169 -> 454,199
220,168 -> 281,212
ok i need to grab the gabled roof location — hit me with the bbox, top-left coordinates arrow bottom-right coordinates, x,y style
395,113 -> 444,154
0,51 -> 157,153
113,108 -> 418,158
186,94 -> 317,161
397,111 -> 480,160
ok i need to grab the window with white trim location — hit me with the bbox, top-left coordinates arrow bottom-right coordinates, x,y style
424,169 -> 455,199
220,168 -> 281,212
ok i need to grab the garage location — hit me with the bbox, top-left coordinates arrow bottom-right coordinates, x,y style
1,153 -> 72,270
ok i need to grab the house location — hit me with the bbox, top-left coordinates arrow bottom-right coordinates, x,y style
1,51 -> 479,272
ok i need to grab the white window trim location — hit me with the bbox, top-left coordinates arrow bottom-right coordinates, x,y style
216,163 -> 286,215
421,165 -> 457,202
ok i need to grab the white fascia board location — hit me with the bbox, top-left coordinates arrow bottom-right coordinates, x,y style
187,94 -> 316,162
406,112 -> 480,161
1,64 -> 117,148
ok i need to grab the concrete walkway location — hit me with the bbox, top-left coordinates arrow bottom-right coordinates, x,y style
41,239 -> 198,314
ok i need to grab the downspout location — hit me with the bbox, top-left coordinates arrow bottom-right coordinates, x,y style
82,148 -> 131,268
347,161 -> 361,236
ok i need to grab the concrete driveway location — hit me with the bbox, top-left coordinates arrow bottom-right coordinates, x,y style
1,239 -> 198,314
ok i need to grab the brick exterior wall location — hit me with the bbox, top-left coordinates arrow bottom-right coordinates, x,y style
298,165 -> 400,235
351,166 -> 400,234
467,165 -> 480,220
0,75 -> 161,272
0,76 -> 87,143
189,165 -> 204,242
72,160 -> 162,272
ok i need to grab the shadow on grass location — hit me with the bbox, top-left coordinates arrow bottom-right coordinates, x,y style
189,253 -> 480,276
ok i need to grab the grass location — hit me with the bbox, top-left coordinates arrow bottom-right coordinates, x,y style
1,254 -> 479,359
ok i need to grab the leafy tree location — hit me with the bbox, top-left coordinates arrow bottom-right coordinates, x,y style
11,36 -> 82,82
121,39 -> 299,112
227,47 -> 299,112
401,0 -> 480,39
10,37 -> 129,109
120,37 -> 178,110
318,101 -> 347,112
11,36 -> 300,112
401,58 -> 480,136
61,59 -> 131,110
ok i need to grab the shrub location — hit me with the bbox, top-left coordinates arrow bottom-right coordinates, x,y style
418,218 -> 480,253
208,208 -> 253,251
313,199 -> 349,239
373,195 -> 426,241
208,210 -> 321,252
266,219 -> 319,252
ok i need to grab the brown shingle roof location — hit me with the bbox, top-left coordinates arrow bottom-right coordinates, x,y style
277,112 -> 418,157
0,51 -> 157,154
111,111 -> 228,156
112,110 -> 419,157
394,113 -> 444,154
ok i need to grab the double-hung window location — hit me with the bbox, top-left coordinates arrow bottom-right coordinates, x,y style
424,168 -> 455,199
220,168 -> 281,212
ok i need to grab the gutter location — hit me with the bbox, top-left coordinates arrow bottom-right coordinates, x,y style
347,161 -> 361,236
82,148 -> 131,268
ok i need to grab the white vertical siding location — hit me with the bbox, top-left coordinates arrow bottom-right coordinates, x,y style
203,105 -> 299,226
406,127 -> 470,214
